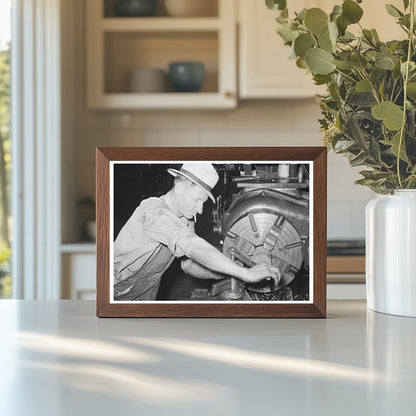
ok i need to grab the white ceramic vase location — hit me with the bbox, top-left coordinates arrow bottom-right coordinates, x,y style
366,189 -> 416,317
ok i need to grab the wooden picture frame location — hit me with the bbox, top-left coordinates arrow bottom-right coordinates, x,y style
96,147 -> 327,318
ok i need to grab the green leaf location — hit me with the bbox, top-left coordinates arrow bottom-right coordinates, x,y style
318,27 -> 334,52
365,180 -> 396,194
360,170 -> 391,180
333,60 -> 352,70
339,31 -> 356,43
362,29 -> 376,46
296,8 -> 307,23
405,175 -> 416,189
399,13 -> 411,29
296,57 -> 308,69
313,74 -> 332,85
266,0 -> 287,11
385,4 -> 404,18
294,33 -> 316,58
375,56 -> 395,70
379,44 -> 392,56
329,82 -> 341,101
305,48 -> 335,75
334,139 -> 355,151
408,109 -> 416,137
378,77 -> 386,100
350,151 -> 367,167
304,8 -> 329,35
277,23 -> 298,43
336,15 -> 348,36
401,61 -> 416,76
342,0 -> 364,24
330,5 -> 342,21
348,92 -> 377,107
369,136 -> 382,163
350,54 -> 368,70
403,0 -> 409,10
372,101 -> 404,131
407,82 -> 416,99
276,14 -> 287,24
265,0 -> 275,9
390,132 -> 409,162
343,114 -> 367,147
355,178 -> 378,186
371,29 -> 380,42
356,79 -> 372,92
328,21 -> 338,45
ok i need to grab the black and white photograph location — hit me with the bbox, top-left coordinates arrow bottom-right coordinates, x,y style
110,161 -> 312,303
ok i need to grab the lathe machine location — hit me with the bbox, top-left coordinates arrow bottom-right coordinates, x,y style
190,163 -> 310,301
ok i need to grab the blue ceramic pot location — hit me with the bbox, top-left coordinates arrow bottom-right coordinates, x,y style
168,62 -> 205,92
114,0 -> 157,17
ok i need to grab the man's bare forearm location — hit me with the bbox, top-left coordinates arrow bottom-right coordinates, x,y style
181,258 -> 225,280
181,236 -> 249,280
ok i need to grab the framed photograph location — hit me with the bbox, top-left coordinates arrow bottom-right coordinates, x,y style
96,147 -> 327,317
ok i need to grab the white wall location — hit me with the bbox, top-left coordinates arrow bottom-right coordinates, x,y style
61,0 -> 375,243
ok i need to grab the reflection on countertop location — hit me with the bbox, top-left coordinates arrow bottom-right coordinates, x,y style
0,300 -> 416,415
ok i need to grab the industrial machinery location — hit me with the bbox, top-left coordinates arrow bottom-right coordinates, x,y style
190,163 -> 310,301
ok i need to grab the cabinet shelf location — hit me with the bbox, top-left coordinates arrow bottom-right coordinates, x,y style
90,92 -> 235,110
101,17 -> 221,32
86,0 -> 236,109
61,243 -> 96,254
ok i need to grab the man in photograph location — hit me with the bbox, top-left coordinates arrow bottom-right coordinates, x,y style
113,163 -> 281,301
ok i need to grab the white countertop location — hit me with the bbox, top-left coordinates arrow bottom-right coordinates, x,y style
0,300 -> 415,415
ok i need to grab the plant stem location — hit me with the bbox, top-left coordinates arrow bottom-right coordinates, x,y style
334,68 -> 358,84
398,23 -> 410,36
359,22 -> 378,48
397,0 -> 415,188
390,79 -> 398,101
358,69 -> 381,104
393,85 -> 404,104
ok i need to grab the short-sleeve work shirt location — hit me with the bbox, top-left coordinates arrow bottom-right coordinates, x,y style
113,196 -> 194,300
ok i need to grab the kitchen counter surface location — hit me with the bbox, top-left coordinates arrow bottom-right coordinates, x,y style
0,300 -> 415,415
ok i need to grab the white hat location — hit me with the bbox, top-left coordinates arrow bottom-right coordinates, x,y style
168,163 -> 219,202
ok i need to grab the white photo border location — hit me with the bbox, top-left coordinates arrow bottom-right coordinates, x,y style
109,160 -> 314,305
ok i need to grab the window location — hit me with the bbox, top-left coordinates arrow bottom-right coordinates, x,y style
0,0 -> 11,298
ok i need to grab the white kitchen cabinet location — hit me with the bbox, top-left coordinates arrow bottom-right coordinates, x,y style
238,0 -> 404,99
86,0 -> 237,109
238,0 -> 326,99
59,248 -> 365,300
61,244 -> 96,300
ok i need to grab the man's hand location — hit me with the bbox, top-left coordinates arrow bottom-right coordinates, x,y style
242,263 -> 281,288
181,235 -> 283,287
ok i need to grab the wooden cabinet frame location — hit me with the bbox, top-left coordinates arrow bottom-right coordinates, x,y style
86,0 -> 237,109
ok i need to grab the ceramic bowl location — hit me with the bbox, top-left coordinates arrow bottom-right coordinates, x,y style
114,0 -> 158,17
168,62 -> 205,92
164,0 -> 217,17
128,68 -> 167,93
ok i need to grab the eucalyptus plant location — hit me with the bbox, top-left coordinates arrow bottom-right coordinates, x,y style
266,0 -> 416,193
